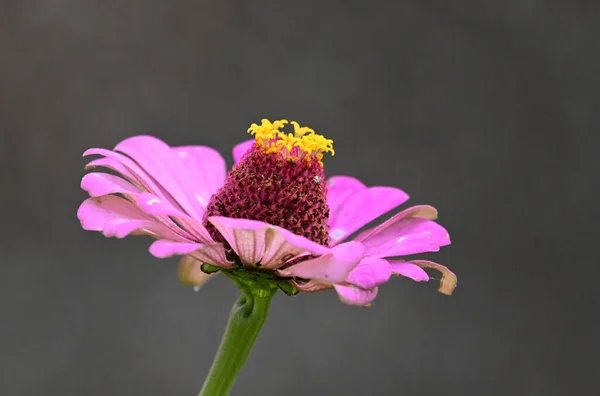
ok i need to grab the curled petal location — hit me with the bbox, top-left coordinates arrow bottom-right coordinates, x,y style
328,186 -> 409,245
81,173 -> 141,197
113,136 -> 207,219
84,148 -> 178,208
77,195 -> 184,241
207,216 -> 330,269
334,284 -> 378,307
178,255 -> 218,288
233,139 -> 256,163
278,242 -> 364,283
411,260 -> 457,295
149,240 -> 204,259
85,157 -> 137,182
388,260 -> 429,282
346,256 -> 392,289
357,205 -> 450,258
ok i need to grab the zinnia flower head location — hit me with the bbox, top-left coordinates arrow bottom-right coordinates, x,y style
78,119 -> 456,306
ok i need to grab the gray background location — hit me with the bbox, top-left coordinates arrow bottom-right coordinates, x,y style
1,1 -> 598,395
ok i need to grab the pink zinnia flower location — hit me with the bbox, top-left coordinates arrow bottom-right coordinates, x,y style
77,119 -> 456,306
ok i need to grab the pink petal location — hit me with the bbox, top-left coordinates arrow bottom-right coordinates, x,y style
411,260 -> 457,295
345,257 -> 392,289
233,139 -> 256,163
81,173 -> 141,197
334,284 -> 378,307
135,192 -> 189,217
172,145 -> 227,207
191,243 -> 235,269
84,148 -> 183,212
207,216 -> 330,268
279,241 -> 364,283
134,192 -> 213,243
77,196 -> 184,241
85,157 -> 137,182
328,186 -> 409,245
113,136 -> 208,219
149,240 -> 204,258
388,260 -> 429,282
326,176 -> 366,225
178,255 -> 218,288
356,205 -> 451,258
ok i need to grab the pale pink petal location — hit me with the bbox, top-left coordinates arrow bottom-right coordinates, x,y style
357,205 -> 451,258
178,255 -> 218,288
233,139 -> 256,163
172,145 -> 227,206
388,260 -> 429,282
191,243 -> 235,269
334,284 -> 378,307
149,240 -> 204,258
113,136 -> 207,219
326,176 -> 366,226
207,216 -> 330,268
411,260 -> 457,295
278,242 -> 364,283
328,186 -> 409,245
81,173 -> 141,197
77,195 -> 184,241
345,257 -> 392,289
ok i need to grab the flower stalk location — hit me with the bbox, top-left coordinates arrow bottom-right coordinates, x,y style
198,276 -> 277,396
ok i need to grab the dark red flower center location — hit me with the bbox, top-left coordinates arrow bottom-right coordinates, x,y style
203,119 -> 334,247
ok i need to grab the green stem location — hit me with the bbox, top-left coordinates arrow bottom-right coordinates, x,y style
199,279 -> 276,396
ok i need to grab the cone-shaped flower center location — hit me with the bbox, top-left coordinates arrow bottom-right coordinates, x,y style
204,119 -> 334,247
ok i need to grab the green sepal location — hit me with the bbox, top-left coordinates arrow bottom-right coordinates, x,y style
201,264 -> 222,274
276,280 -> 299,296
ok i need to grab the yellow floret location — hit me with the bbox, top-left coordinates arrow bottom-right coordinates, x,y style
247,118 -> 334,166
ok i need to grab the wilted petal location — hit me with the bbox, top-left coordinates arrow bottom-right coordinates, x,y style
328,186 -> 409,245
346,257 -> 392,289
279,242 -> 364,283
172,145 -> 227,207
334,284 -> 378,307
208,216 -> 330,268
233,139 -> 256,163
388,260 -> 430,282
357,205 -> 450,258
178,255 -> 218,288
411,260 -> 457,295
77,195 -> 184,240
291,279 -> 332,293
149,240 -> 204,258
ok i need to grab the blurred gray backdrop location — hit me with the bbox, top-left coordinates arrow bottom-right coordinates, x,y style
1,1 -> 598,395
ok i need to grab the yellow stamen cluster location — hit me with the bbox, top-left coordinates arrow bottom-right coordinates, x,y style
247,119 -> 334,166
